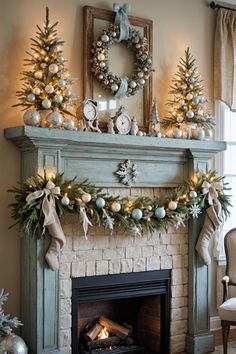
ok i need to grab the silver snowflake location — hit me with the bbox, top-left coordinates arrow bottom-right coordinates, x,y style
174,213 -> 186,229
189,203 -> 202,219
115,160 -> 138,186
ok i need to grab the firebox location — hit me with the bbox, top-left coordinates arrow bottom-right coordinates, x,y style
72,270 -> 171,354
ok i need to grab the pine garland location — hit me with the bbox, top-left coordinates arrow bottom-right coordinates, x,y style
8,170 -> 231,238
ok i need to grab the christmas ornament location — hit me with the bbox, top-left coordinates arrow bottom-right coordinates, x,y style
205,128 -> 213,141
189,190 -> 197,198
54,94 -> 63,103
61,195 -> 70,206
33,87 -> 41,95
168,201 -> 178,210
111,201 -> 121,212
132,208 -> 143,220
26,94 -> 36,102
45,85 -> 54,94
42,99 -> 51,109
23,109 -> 41,126
81,193 -> 92,203
189,203 -> 201,219
58,79 -> 66,88
192,127 -> 205,140
64,118 -> 75,130
186,110 -> 194,119
174,128 -> 182,139
115,159 -> 138,186
34,70 -> 43,79
47,111 -> 63,128
95,197 -> 105,208
155,207 -> 166,219
49,64 -> 59,74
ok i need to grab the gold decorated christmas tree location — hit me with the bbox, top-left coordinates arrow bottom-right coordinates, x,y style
162,48 -> 215,133
14,7 -> 78,129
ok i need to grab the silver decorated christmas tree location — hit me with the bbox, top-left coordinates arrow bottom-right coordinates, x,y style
162,47 -> 214,131
13,7 -> 78,130
0,289 -> 22,336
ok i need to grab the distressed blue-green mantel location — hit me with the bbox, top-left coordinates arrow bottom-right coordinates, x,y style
4,126 -> 226,354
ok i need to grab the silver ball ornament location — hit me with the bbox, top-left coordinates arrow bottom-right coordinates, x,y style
57,55 -> 65,63
42,99 -> 51,109
58,80 -> 66,88
189,190 -> 197,198
186,110 -> 194,119
64,119 -> 75,131
45,85 -> 54,94
97,53 -> 105,61
61,196 -> 70,206
23,109 -> 41,126
129,81 -> 137,89
101,34 -> 109,42
47,111 -> 63,128
54,94 -> 63,103
111,84 -> 118,92
49,64 -> 59,74
26,93 -> 36,102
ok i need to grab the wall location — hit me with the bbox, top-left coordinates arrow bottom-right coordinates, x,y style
0,0 -> 215,319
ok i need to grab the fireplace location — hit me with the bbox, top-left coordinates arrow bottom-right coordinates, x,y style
72,270 -> 171,354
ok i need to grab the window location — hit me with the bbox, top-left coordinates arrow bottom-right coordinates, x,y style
216,101 -> 236,261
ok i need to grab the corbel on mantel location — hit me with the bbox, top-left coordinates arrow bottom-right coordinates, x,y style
5,125 -> 226,354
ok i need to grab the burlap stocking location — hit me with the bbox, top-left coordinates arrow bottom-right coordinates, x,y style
45,209 -> 66,271
195,205 -> 222,265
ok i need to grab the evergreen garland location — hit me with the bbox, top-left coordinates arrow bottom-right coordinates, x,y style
8,170 -> 231,238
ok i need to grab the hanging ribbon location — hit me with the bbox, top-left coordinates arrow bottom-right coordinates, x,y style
115,76 -> 128,99
202,180 -> 223,215
26,180 -> 66,271
80,206 -> 92,239
113,3 -> 131,41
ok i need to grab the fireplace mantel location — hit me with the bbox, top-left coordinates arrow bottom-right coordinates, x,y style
4,126 -> 226,354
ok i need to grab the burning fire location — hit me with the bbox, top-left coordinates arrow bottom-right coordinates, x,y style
97,326 -> 109,340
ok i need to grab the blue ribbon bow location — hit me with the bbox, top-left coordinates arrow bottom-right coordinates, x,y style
113,3 -> 131,41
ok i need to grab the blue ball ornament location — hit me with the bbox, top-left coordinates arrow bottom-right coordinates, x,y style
192,97 -> 200,105
57,56 -> 65,63
58,80 -> 66,88
95,197 -> 105,208
188,76 -> 195,83
27,93 -> 36,102
132,208 -> 143,220
154,207 -> 166,219
54,94 -> 63,103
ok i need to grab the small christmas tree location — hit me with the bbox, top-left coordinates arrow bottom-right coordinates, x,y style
0,289 -> 22,336
14,7 -> 78,129
162,48 -> 214,132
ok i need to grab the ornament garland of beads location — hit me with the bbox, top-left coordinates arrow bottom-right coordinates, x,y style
91,23 -> 153,99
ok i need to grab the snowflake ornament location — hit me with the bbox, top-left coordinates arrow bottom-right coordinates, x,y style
189,203 -> 202,219
115,160 -> 138,186
174,213 -> 186,229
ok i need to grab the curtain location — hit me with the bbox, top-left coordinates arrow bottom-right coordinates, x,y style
214,8 -> 236,111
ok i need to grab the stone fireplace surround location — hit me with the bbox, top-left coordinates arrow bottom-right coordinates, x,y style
4,126 -> 226,354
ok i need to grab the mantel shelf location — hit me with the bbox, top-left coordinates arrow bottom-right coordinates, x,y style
4,125 -> 226,188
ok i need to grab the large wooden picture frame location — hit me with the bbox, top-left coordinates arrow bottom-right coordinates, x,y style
83,5 -> 153,131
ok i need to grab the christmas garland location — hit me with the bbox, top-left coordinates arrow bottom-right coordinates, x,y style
8,170 -> 231,240
91,24 -> 153,98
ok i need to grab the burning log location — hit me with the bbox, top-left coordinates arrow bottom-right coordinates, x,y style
85,323 -> 103,341
98,317 -> 130,339
86,336 -> 121,350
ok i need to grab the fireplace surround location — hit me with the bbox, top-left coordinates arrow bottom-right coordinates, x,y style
4,125 -> 226,354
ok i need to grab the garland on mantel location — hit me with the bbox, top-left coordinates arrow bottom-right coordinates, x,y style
8,170 -> 231,270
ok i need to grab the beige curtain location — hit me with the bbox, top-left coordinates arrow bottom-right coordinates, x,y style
214,9 -> 236,111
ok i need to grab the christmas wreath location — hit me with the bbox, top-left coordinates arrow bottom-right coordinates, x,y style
90,24 -> 153,99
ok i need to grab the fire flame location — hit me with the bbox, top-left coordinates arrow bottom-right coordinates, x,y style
97,326 -> 109,340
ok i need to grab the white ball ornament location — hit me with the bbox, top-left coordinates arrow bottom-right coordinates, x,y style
139,78 -> 145,85
97,53 -> 105,61
47,111 -> 63,128
23,109 -> 41,126
45,85 -> 54,94
138,72 -> 144,78
42,99 -> 51,109
101,34 -> 109,42
34,70 -> 43,79
33,87 -> 41,95
179,99 -> 185,106
176,115 -> 184,123
186,110 -> 194,119
98,74 -> 104,80
111,201 -> 121,213
168,201 -> 178,210
49,64 -> 59,74
95,197 -> 105,209
26,94 -> 36,102
99,62 -> 106,68
54,94 -> 63,103
57,55 -> 65,63
154,207 -> 166,219
186,93 -> 193,100
111,84 -> 118,92
129,81 -> 137,89
192,97 -> 200,105
61,195 -> 70,206
81,193 -> 92,203
189,191 -> 197,198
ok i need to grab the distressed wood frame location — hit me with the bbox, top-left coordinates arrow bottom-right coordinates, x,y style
83,5 -> 153,131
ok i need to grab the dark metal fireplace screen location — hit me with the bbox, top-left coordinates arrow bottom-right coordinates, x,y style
72,270 -> 171,354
